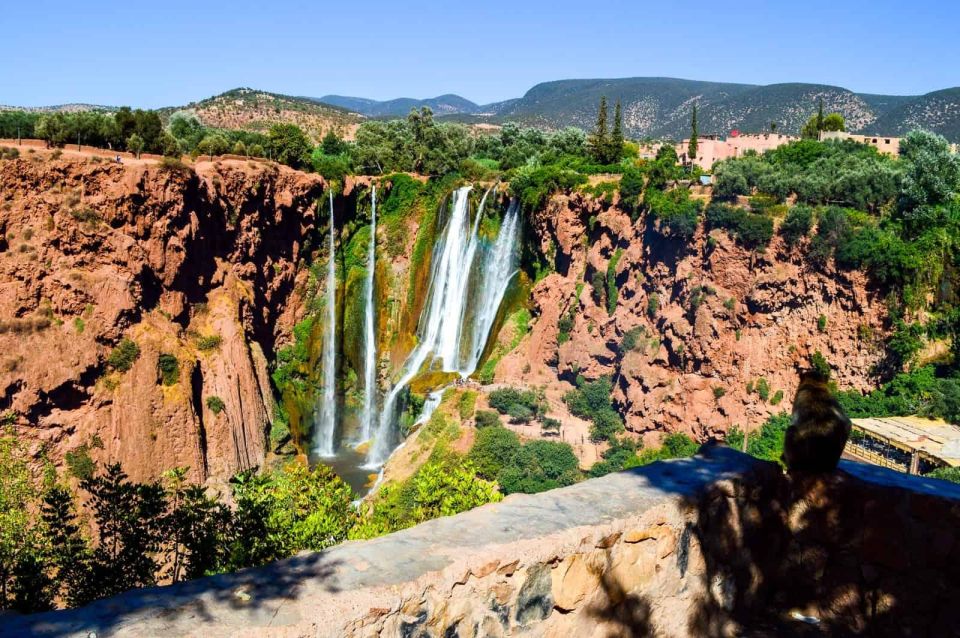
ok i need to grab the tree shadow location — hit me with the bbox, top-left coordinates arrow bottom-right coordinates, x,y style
579,445 -> 960,637
3,552 -> 343,637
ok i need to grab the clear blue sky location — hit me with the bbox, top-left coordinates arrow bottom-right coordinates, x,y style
2,0 -> 955,108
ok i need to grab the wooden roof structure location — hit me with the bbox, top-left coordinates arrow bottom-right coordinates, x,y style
851,416 -> 960,468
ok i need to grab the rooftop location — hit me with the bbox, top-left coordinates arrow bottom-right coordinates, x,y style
852,416 -> 960,467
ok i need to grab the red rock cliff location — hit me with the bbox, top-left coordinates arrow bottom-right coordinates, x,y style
497,191 -> 888,442
0,156 -> 328,484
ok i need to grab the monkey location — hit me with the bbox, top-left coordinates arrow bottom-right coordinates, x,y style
781,369 -> 851,473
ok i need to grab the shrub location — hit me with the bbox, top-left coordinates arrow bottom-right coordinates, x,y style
158,157 -> 191,174
705,202 -> 774,250
780,204 -> 814,245
755,377 -> 771,402
107,338 -> 140,372
647,293 -> 660,318
817,314 -> 828,333
541,417 -> 561,432
770,390 -> 785,406
474,410 -> 500,428
206,396 -> 226,414
644,187 -> 702,239
506,403 -> 534,424
810,350 -> 831,379
158,354 -> 179,386
468,426 -> 522,480
65,444 -> 96,480
195,334 -> 223,351
606,249 -> 623,314
620,326 -> 645,353
70,208 -> 101,224
713,386 -> 726,399
590,271 -> 605,307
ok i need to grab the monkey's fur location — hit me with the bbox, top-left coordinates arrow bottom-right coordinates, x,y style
782,370 -> 852,473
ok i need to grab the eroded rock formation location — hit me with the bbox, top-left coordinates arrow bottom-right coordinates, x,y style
0,156 -> 329,483
498,191 -> 888,443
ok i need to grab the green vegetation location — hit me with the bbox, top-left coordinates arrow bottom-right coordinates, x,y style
468,426 -> 580,495
605,249 -> 623,314
158,354 -> 179,386
107,338 -> 140,372
563,378 -> 624,442
705,202 -> 774,250
643,186 -> 702,239
206,396 -> 226,415
351,451 -> 501,538
588,432 -> 699,478
487,387 -> 544,424
0,432 -> 363,614
727,413 -> 791,465
195,334 -> 222,351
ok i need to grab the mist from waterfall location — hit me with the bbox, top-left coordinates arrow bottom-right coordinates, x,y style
359,186 -> 378,444
313,191 -> 338,457
366,186 -> 521,466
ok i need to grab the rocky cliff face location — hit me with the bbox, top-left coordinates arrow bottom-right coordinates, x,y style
498,191 -> 888,442
0,155 -> 329,484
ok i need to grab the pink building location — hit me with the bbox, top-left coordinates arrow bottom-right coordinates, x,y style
675,131 -> 798,171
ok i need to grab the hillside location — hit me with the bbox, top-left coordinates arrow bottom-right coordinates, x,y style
863,87 -> 960,141
317,93 -> 481,117
157,88 -> 364,140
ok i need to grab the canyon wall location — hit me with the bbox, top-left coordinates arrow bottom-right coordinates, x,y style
7,446 -> 959,637
498,191 -> 888,443
0,155 -> 330,483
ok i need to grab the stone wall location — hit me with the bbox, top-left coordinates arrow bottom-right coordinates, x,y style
6,446 -> 960,638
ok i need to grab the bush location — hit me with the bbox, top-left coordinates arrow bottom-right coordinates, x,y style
810,350 -> 831,379
780,204 -> 814,245
158,354 -> 179,386
487,387 -> 540,418
506,403 -> 534,424
107,338 -> 140,372
817,314 -> 828,333
65,444 -> 96,480
644,187 -> 702,239
705,202 -> 774,250
468,426 -> 521,480
647,293 -> 659,318
474,410 -> 500,428
206,396 -> 226,414
195,334 -> 223,351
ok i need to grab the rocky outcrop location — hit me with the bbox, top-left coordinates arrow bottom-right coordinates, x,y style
8,447 -> 959,637
0,155 -> 330,483
499,192 -> 889,443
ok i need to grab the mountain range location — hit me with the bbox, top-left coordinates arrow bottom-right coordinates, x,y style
8,77 -> 960,142
316,78 -> 960,141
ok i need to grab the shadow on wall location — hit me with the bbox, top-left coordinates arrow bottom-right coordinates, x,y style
587,444 -> 960,637
3,552 -> 343,637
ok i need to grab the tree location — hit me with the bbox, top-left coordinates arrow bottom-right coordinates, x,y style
588,96 -> 610,164
0,432 -> 52,612
40,486 -> 93,608
468,426 -> 521,480
609,99 -> 624,164
126,133 -> 144,159
159,133 -> 181,158
801,103 -> 844,139
688,104 -> 699,165
268,123 -> 312,168
320,130 -> 348,156
81,464 -> 167,599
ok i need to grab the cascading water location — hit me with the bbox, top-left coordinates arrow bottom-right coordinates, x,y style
464,198 -> 521,373
313,191 -> 338,457
366,186 -> 521,466
359,186 -> 378,444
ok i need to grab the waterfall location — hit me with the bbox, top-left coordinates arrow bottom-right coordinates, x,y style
464,198 -> 521,373
313,191 -> 338,457
366,186 -> 521,466
359,186 -> 378,444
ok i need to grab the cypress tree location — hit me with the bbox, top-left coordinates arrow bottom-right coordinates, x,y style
688,104 -> 699,166
816,98 -> 825,135
610,99 -> 624,164
589,96 -> 609,163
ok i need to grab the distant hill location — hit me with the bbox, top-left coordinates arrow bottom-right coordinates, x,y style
7,79 -> 960,142
156,88 -> 363,140
316,93 -> 481,118
862,87 -> 960,142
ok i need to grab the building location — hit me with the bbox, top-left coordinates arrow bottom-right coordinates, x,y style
675,131 -> 799,170
819,130 -> 901,155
